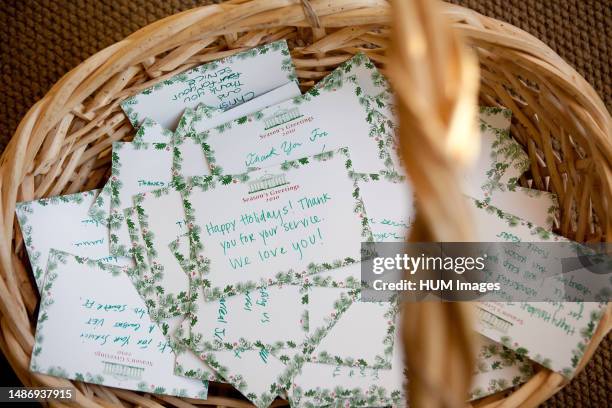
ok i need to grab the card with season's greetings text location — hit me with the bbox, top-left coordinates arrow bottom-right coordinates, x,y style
181,148 -> 371,300
16,190 -> 134,291
172,81 -> 301,181
195,54 -> 401,178
121,40 -> 297,130
355,179 -> 535,399
129,148 -> 371,320
30,250 -> 208,398
466,196 -> 608,377
95,82 -> 302,257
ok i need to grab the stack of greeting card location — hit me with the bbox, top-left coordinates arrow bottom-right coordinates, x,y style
17,40 -> 607,407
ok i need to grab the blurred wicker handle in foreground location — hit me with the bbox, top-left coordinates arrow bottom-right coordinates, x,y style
388,0 -> 479,406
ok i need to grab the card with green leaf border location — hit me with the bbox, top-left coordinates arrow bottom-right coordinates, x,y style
30,250 -> 208,398
107,141 -> 175,256
125,57 -> 395,319
176,263 -> 369,408
172,53 -> 396,179
96,82 -> 302,257
121,40 -> 297,130
466,196 -> 608,378
462,107 -> 530,198
182,148 -> 371,300
171,81 -> 301,182
15,190 -> 134,291
123,207 -> 222,384
356,178 -> 536,400
195,62 -> 400,177
88,118 -> 174,230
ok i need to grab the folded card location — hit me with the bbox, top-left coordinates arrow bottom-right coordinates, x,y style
30,250 -> 208,398
16,190 -> 133,291
121,40 -> 297,130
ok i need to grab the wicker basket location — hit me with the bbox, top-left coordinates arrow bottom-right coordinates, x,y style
1,0 -> 610,407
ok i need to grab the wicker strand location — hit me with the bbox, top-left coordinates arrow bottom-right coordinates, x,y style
388,1 -> 480,406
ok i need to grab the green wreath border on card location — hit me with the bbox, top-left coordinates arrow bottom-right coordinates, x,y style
16,190 -> 99,289
180,148 -> 372,302
30,250 -> 209,399
469,341 -> 534,400
124,210 -> 221,383
108,141 -> 173,258
167,234 -> 309,356
129,192 -> 200,320
121,40 -> 296,127
478,106 -> 530,194
180,289 -> 361,408
89,179 -> 112,227
470,198 -> 609,379
170,53 -> 402,185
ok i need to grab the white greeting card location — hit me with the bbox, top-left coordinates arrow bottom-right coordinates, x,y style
351,180 -> 535,398
88,118 -> 174,231
289,311 -> 405,408
123,207 -> 221,384
180,284 -> 308,353
481,186 -> 558,230
30,250 -> 208,398
176,264 -> 369,407
108,141 -> 174,256
98,83 -> 302,257
172,81 -> 301,180
358,177 -> 415,242
467,196 -> 607,377
121,40 -> 297,130
182,149 -> 370,300
16,190 -> 134,291
197,55 -> 400,177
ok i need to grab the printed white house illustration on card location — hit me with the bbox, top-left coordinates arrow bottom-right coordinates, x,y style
247,172 -> 289,193
262,106 -> 303,130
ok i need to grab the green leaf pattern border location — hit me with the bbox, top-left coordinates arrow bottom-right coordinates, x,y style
478,106 -> 530,194
16,190 -> 98,289
179,285 -> 364,408
124,208 -> 221,383
470,197 -> 609,379
469,340 -> 534,400
30,250 -> 209,399
108,141 -> 172,258
181,148 -> 373,302
175,53 -> 403,183
121,40 -> 297,127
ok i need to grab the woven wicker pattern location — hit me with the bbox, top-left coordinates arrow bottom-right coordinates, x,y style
3,1 -> 612,406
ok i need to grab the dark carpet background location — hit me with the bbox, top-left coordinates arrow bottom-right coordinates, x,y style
0,0 -> 610,406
